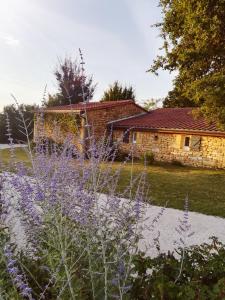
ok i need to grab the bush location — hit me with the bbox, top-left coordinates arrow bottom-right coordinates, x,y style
129,237 -> 225,299
142,151 -> 154,165
114,149 -> 130,162
171,159 -> 183,167
0,120 -> 147,299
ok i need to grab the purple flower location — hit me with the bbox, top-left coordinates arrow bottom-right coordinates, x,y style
4,244 -> 33,299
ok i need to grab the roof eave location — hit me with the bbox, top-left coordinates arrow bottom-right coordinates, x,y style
111,126 -> 225,137
36,109 -> 81,113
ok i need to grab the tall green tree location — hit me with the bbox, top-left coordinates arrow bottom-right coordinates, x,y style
46,57 -> 96,107
101,81 -> 135,102
0,104 -> 36,143
150,0 -> 225,126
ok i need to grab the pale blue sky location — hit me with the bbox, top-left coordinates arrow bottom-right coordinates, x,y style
0,0 -> 174,111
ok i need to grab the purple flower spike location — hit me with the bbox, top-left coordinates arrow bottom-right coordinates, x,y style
4,244 -> 34,300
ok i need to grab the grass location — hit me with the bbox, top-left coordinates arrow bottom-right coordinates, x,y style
0,147 -> 31,166
108,161 -> 225,218
1,147 -> 225,218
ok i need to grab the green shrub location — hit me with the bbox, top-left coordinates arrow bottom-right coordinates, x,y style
114,149 -> 130,162
129,237 -> 225,299
142,151 -> 154,165
171,159 -> 183,167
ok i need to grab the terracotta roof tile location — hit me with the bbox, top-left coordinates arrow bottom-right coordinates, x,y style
111,108 -> 224,135
43,100 -> 138,112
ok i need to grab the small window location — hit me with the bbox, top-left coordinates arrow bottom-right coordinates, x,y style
184,136 -> 190,147
123,131 -> 130,143
154,135 -> 158,141
132,132 -> 137,144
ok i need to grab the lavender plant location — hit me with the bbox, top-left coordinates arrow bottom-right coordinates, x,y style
1,120 -> 150,299
0,51 -> 151,299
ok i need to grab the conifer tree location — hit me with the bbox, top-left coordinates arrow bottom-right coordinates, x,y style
101,81 -> 135,102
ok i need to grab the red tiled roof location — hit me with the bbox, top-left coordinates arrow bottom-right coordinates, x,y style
43,100 -> 143,112
110,108 -> 225,136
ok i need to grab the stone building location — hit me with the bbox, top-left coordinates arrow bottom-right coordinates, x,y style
34,102 -> 225,168
33,100 -> 146,152
110,107 -> 225,168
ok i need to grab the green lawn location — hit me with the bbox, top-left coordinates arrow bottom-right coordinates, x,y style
109,162 -> 225,218
1,147 -> 225,218
0,147 -> 31,166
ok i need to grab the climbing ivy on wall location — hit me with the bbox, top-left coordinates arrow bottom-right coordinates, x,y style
44,113 -> 82,136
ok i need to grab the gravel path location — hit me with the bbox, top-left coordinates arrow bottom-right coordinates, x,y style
139,204 -> 225,256
0,144 -> 27,150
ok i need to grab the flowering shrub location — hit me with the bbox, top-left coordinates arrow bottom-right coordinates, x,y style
0,109 -> 151,299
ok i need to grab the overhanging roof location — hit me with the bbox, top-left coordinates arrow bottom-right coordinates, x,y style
109,107 -> 225,137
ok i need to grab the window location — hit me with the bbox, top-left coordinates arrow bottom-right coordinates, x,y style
184,136 -> 190,147
184,136 -> 190,150
123,131 -> 130,143
132,132 -> 137,144
154,134 -> 158,141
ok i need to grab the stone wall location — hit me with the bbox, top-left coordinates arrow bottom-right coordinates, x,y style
86,103 -> 145,142
34,103 -> 144,151
113,129 -> 225,169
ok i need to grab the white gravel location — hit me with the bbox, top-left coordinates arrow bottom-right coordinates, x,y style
139,204 -> 225,256
98,194 -> 225,256
0,144 -> 27,150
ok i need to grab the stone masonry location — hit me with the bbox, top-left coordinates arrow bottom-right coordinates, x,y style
113,129 -> 225,169
33,101 -> 145,152
86,102 -> 145,142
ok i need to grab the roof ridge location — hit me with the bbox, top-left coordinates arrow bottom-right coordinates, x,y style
43,99 -> 135,110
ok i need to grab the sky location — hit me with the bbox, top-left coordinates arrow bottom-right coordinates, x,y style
0,0 -> 174,112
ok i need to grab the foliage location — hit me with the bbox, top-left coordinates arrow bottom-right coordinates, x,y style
163,88 -> 197,108
101,81 -> 135,102
143,98 -> 162,111
0,113 -> 5,142
0,231 -> 22,299
46,56 -> 96,107
0,104 -> 36,144
150,0 -> 225,127
44,113 -> 82,137
141,152 -> 155,165
129,237 -> 225,299
171,159 -> 183,167
114,149 -> 131,162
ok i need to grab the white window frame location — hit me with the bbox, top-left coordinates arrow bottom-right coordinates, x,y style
132,132 -> 137,144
